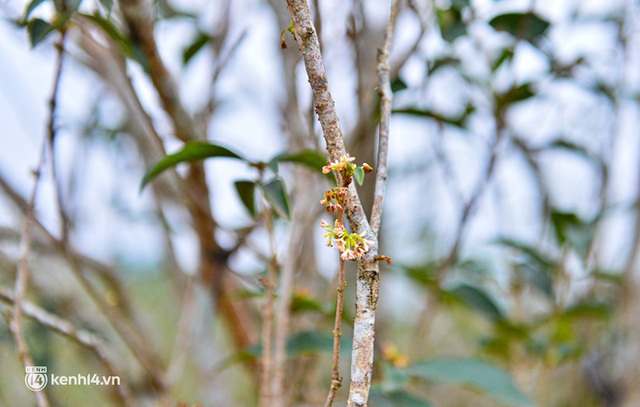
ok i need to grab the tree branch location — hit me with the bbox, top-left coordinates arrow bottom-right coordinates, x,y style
284,1 -> 385,404
371,0 -> 400,237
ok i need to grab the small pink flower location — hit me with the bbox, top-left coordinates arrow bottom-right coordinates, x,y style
341,249 -> 356,260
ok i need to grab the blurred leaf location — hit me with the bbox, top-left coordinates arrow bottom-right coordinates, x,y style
593,270 -> 623,285
496,83 -> 536,112
550,211 -> 595,258
183,32 -> 211,65
286,330 -> 350,356
496,238 -> 555,299
291,293 -> 327,314
83,13 -> 148,68
391,77 -> 408,93
517,261 -> 553,299
445,283 -> 504,321
451,0 -> 470,8
393,104 -> 474,129
402,263 -> 438,288
496,238 -> 554,269
53,0 -> 81,13
489,12 -> 550,43
354,166 -> 365,186
27,18 -> 53,47
540,139 -> 592,160
261,177 -> 291,220
491,48 -> 514,72
404,358 -> 536,406
23,0 -> 47,22
369,387 -> 433,407
216,330 -> 350,371
381,363 -> 410,392
269,149 -> 327,174
234,180 -> 256,217
141,141 -> 244,189
155,0 -> 196,19
562,301 -> 613,320
428,56 -> 460,74
437,7 -> 467,42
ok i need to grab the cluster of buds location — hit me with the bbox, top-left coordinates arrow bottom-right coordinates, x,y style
321,219 -> 374,261
320,187 -> 347,213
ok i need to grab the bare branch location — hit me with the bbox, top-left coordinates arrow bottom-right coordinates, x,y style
119,0 -> 198,142
371,0 -> 401,236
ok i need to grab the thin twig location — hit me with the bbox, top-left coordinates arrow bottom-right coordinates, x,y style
259,200 -> 278,407
371,0 -> 400,237
325,206 -> 347,407
0,287 -> 133,406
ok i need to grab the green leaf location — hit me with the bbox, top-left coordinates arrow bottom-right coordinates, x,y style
437,7 -> 467,42
369,387 -> 433,407
286,330 -> 351,356
489,12 -> 549,43
496,83 -> 536,112
446,283 -> 504,321
496,238 -> 555,299
542,139 -> 591,158
141,141 -> 244,189
23,0 -> 48,23
269,149 -> 328,173
83,13 -> 148,68
402,263 -> 438,288
234,180 -> 256,218
404,358 -> 536,407
491,48 -> 514,72
354,166 -> 365,186
261,177 -> 291,220
27,18 -> 53,47
550,211 -> 596,258
562,301 -> 612,320
183,32 -> 211,65
391,77 -> 408,93
393,105 -> 474,129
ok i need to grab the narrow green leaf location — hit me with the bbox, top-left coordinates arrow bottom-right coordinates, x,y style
562,301 -> 612,320
183,32 -> 211,65
23,0 -> 47,23
404,358 -> 536,406
393,106 -> 474,129
141,141 -> 244,189
354,166 -> 365,186
496,83 -> 536,112
269,149 -> 327,173
27,18 -> 53,47
261,177 -> 291,220
489,12 -> 549,43
446,283 -> 504,321
234,180 -> 256,218
83,13 -> 148,68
